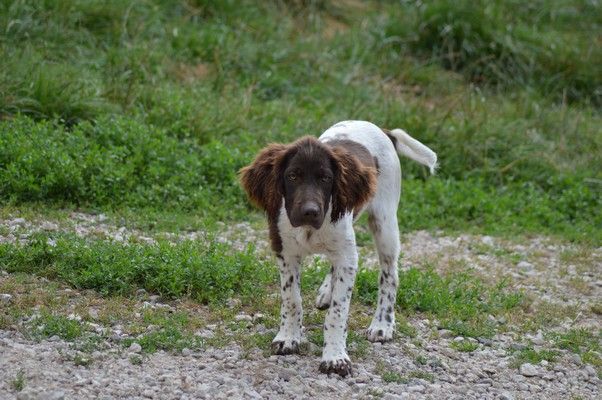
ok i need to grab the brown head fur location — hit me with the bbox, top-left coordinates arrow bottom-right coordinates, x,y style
329,146 -> 378,222
239,143 -> 289,221
239,137 -> 378,251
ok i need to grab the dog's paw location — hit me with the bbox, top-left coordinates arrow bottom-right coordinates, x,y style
315,275 -> 332,310
315,291 -> 331,310
271,339 -> 300,355
366,324 -> 394,343
319,357 -> 353,377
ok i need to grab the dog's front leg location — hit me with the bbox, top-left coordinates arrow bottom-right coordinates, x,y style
272,253 -> 303,355
319,250 -> 358,377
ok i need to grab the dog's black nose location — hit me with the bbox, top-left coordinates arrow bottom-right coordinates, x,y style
302,203 -> 320,218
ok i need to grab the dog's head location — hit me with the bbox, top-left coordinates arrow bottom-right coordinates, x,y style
240,136 -> 377,229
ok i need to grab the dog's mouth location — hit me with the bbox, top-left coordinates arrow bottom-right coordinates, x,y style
291,218 -> 324,230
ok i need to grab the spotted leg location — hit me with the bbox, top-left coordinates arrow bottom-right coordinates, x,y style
366,211 -> 400,342
319,249 -> 358,377
272,254 -> 303,355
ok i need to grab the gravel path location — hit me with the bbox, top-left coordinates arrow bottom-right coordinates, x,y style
1,214 -> 600,399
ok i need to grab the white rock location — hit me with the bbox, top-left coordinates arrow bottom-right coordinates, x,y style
407,385 -> 425,393
585,365 -> 596,377
11,218 -> 26,226
481,236 -> 495,246
235,314 -> 253,322
0,293 -> 13,303
517,261 -> 534,272
438,329 -> 454,338
570,354 -> 583,365
244,389 -> 263,399
41,221 -> 59,231
499,392 -> 514,400
531,331 -> 545,346
129,342 -> 142,353
88,308 -> 99,320
520,363 -> 539,377
383,394 -> 408,400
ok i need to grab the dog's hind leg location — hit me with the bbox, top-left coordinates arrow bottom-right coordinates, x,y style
315,266 -> 333,310
365,209 -> 400,342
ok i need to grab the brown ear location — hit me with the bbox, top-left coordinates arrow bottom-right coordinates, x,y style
239,143 -> 289,219
330,147 -> 378,222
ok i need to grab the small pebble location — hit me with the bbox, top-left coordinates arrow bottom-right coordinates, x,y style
520,363 -> 539,377
129,342 -> 142,353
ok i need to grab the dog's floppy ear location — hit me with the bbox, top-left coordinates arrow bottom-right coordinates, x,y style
239,143 -> 289,218
330,147 -> 377,223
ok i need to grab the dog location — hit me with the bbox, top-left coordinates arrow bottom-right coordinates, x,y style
239,120 -> 437,377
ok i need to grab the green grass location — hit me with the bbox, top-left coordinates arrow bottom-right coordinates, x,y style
11,369 -> 25,392
122,326 -> 203,354
550,328 -> 601,356
121,309 -> 207,354
1,232 -> 526,340
0,233 -> 273,304
376,361 -> 435,384
451,339 -> 479,352
386,0 -> 601,105
28,312 -> 84,341
510,348 -> 559,368
381,370 -> 410,384
356,266 -> 525,338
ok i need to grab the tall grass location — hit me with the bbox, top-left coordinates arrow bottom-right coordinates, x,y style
0,1 -> 600,241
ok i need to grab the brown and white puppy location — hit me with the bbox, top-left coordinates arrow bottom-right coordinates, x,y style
240,120 -> 437,377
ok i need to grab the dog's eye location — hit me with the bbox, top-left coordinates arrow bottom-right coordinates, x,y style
288,173 -> 297,181
321,175 -> 332,183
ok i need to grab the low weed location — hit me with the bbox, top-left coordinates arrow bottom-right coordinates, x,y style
381,371 -> 409,384
510,348 -> 559,369
122,326 -> 202,354
356,266 -> 524,338
376,361 -> 434,384
11,369 -> 25,392
550,328 -> 601,355
397,318 -> 418,338
28,312 -> 84,341
451,340 -> 479,353
0,116 -> 248,220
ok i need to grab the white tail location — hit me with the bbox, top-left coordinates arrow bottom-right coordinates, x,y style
389,128 -> 438,174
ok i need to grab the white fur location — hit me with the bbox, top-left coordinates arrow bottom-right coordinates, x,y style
272,120 -> 437,374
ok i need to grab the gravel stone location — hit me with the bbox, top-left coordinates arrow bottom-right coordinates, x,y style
0,293 -> 12,303
129,342 -> 142,353
1,217 -> 600,400
520,363 -> 539,377
499,391 -> 514,400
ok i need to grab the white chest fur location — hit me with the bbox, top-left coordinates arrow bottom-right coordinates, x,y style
276,202 -> 355,257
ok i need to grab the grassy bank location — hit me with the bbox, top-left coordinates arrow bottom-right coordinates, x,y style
1,1 -> 600,243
